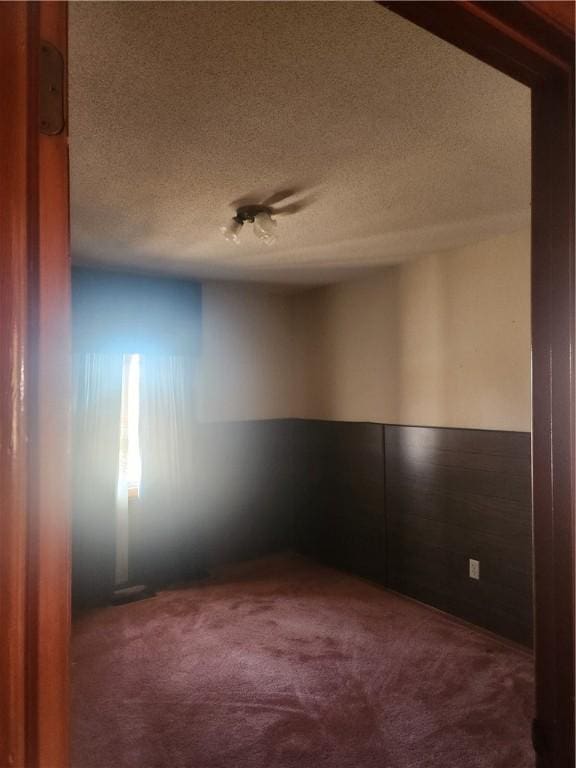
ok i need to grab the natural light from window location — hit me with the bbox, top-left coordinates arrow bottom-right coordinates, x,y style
118,353 -> 142,494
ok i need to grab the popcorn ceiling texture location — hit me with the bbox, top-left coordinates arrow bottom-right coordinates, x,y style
69,1 -> 530,285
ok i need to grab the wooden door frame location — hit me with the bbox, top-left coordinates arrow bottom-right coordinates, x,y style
382,5 -> 575,766
0,3 -> 70,767
0,2 -> 573,767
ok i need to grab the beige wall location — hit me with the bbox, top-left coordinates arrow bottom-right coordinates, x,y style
295,229 -> 531,431
197,283 -> 304,422
197,229 -> 530,431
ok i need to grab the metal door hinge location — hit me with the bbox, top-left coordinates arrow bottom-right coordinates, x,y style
39,41 -> 64,135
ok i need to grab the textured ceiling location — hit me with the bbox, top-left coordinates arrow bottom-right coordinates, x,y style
69,1 -> 530,285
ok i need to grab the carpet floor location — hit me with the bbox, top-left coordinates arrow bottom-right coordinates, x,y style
72,555 -> 534,768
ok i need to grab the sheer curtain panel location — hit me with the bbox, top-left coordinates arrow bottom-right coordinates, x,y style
72,352 -> 123,607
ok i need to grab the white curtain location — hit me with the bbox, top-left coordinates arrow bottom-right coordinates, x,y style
134,355 -> 200,585
72,352 -> 123,606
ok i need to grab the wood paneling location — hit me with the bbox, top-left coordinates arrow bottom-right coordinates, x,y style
192,418 -> 387,584
70,416 -> 532,642
290,420 -> 532,645
192,420 -> 295,569
71,417 -> 532,643
385,426 -> 533,646
293,420 -> 386,583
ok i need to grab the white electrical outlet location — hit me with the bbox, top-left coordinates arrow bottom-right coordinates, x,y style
469,558 -> 480,580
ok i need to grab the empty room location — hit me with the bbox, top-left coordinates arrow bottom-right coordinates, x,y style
67,4 -> 535,766
5,1 -> 568,767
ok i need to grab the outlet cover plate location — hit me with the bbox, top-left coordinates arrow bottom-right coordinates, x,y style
469,558 -> 480,580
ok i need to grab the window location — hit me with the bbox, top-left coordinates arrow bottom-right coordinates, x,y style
115,353 -> 141,585
118,353 -> 142,496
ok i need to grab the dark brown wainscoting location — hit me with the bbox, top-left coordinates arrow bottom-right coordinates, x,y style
290,419 -> 533,647
73,418 -> 532,645
292,420 -> 386,584
72,420 -> 294,607
385,425 -> 533,646
192,420 -> 295,569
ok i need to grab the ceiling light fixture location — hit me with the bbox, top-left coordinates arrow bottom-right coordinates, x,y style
220,205 -> 278,246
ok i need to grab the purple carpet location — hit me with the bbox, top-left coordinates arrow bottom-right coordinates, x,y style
72,555 -> 534,768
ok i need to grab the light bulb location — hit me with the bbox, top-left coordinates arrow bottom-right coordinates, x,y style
253,211 -> 277,245
220,218 -> 242,244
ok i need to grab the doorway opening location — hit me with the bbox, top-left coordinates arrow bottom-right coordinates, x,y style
2,3 -> 572,768
68,3 -> 537,767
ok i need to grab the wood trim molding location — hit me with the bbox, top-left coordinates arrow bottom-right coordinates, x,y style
531,72 -> 575,768
523,1 -> 575,36
382,3 -> 575,765
0,3 -> 70,767
381,1 -> 574,84
0,5 -> 34,764
30,5 -> 71,767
